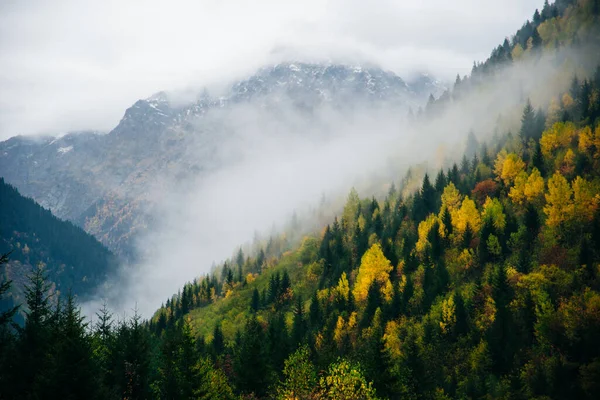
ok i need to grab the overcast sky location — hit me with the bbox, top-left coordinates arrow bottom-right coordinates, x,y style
0,0 -> 542,140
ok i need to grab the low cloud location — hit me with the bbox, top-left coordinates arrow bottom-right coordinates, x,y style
0,0 -> 541,140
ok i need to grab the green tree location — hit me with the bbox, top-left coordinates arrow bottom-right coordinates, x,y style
234,315 -> 270,396
276,345 -> 317,400
317,358 -> 378,400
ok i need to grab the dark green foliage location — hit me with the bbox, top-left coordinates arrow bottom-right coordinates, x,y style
291,294 -> 306,346
0,179 -> 116,310
251,287 -> 260,312
234,315 -> 270,396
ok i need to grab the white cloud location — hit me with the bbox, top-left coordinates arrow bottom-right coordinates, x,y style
0,0 -> 541,139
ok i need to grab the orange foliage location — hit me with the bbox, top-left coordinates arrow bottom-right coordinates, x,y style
472,179 -> 498,205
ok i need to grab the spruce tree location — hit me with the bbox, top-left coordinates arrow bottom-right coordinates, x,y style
235,315 -> 270,396
16,264 -> 54,398
292,294 -> 306,346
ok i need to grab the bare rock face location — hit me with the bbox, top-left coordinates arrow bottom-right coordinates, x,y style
0,63 -> 445,259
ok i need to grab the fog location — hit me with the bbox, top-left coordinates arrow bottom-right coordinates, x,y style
0,0 -> 542,140
80,40 -> 600,319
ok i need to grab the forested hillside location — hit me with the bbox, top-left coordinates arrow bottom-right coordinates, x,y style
0,178 -> 116,321
1,1 -> 600,399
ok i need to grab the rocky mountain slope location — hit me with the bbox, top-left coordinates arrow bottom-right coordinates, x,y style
0,63 -> 444,258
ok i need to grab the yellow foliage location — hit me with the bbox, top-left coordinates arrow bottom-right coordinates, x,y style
523,168 -> 546,204
458,248 -> 475,270
493,149 -> 508,182
440,295 -> 456,334
578,126 -> 594,153
333,312 -> 358,348
246,273 -> 256,284
509,168 -> 545,205
562,93 -> 574,109
511,43 -> 524,60
509,172 -> 528,204
481,197 -> 506,231
333,316 -> 345,346
454,197 -> 481,234
540,122 -> 577,158
578,125 -> 600,158
383,320 -> 402,360
353,243 -> 393,303
382,280 -> 394,302
476,296 -> 496,331
416,214 -> 440,254
439,183 -> 463,237
572,176 -> 600,223
544,172 -> 574,228
335,272 -> 350,302
561,148 -> 576,176
440,183 -> 462,214
500,153 -> 526,186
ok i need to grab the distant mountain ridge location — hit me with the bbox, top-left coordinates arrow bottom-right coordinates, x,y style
0,62 -> 445,258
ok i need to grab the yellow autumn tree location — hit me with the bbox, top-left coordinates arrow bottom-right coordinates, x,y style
578,125 -> 600,159
509,171 -> 528,204
509,167 -> 545,205
578,126 -> 595,154
561,148 -> 576,176
454,197 -> 482,234
540,122 -> 577,159
416,214 -> 441,255
493,149 -> 508,181
511,43 -> 524,60
499,153 -> 526,186
440,183 -> 462,215
523,168 -> 546,204
544,172 -> 574,228
440,295 -> 456,334
353,243 -> 393,303
572,176 -> 600,224
333,312 -> 358,349
334,272 -> 350,302
439,182 -> 462,237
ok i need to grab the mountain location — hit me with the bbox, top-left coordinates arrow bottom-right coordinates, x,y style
0,178 -> 117,321
0,63 -> 445,259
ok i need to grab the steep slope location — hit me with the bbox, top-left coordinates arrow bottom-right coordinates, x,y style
0,178 -> 117,318
0,63 -> 444,259
143,0 -> 600,398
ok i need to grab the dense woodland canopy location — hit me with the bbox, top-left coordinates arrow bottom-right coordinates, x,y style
0,178 -> 117,323
2,0 -> 600,399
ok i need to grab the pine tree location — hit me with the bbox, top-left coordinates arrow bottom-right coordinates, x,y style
0,253 -> 18,328
292,294 -> 306,346
93,301 -> 116,399
0,253 -> 18,398
520,99 -> 536,144
212,323 -> 225,357
235,315 -> 270,396
251,288 -> 260,312
465,131 -> 479,158
114,308 -> 152,400
434,169 -> 447,193
309,292 -> 321,330
421,173 -> 437,217
15,264 -> 54,398
53,293 -> 98,399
